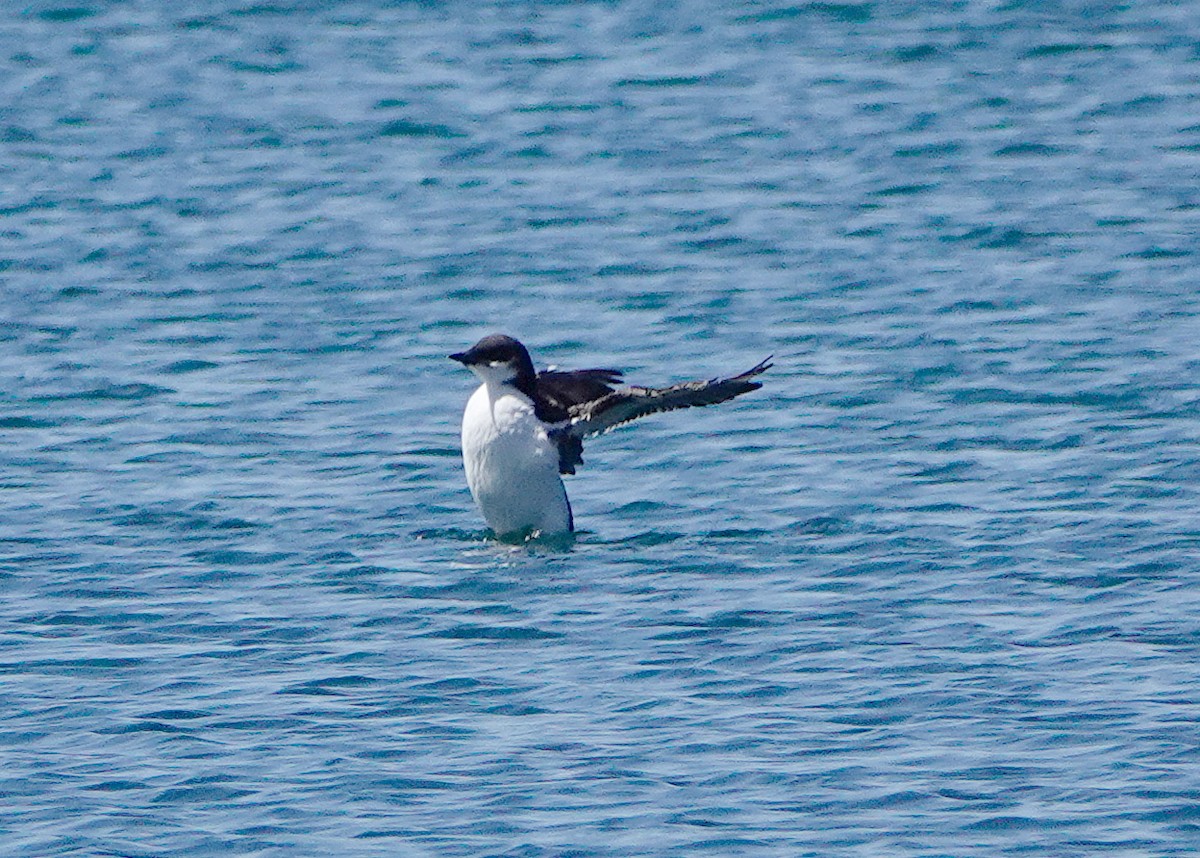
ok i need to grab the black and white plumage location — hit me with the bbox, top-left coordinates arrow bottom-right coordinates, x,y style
450,334 -> 770,539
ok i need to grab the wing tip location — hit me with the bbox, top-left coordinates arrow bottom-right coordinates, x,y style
751,355 -> 774,373
731,355 -> 773,384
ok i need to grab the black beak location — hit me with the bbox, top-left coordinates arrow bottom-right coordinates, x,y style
449,351 -> 469,364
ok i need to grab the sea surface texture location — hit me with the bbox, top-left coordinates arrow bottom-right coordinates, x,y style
3,2 -> 1199,856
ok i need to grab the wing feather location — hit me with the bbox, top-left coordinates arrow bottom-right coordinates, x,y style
536,368 -> 623,414
564,357 -> 772,441
534,368 -> 624,474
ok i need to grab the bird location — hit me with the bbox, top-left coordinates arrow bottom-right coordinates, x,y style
449,333 -> 770,540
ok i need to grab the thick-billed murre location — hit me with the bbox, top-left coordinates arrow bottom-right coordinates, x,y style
450,334 -> 770,539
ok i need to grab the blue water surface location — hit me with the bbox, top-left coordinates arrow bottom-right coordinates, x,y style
3,2 -> 1200,855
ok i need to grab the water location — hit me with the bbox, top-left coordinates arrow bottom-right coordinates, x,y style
3,2 -> 1200,855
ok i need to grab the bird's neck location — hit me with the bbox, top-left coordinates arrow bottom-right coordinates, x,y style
485,379 -> 533,407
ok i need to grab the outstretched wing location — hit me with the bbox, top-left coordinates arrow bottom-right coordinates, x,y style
550,357 -> 772,472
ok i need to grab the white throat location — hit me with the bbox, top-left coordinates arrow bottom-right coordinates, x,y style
467,361 -> 519,389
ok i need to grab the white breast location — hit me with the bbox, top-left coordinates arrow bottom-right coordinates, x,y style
460,383 -> 572,537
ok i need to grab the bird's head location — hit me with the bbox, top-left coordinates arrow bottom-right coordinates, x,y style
450,334 -> 536,388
